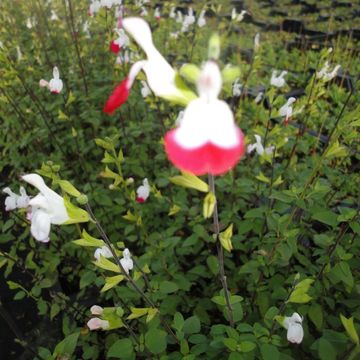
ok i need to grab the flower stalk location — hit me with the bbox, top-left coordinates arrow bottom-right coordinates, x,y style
208,174 -> 234,327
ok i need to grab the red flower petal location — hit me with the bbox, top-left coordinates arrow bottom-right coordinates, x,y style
164,128 -> 245,175
103,78 -> 130,115
110,40 -> 120,54
136,197 -> 145,203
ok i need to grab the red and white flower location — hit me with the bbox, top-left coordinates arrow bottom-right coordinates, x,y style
165,61 -> 245,176
39,66 -> 63,94
136,178 -> 150,203
279,97 -> 296,125
104,17 -> 193,114
109,28 -> 129,53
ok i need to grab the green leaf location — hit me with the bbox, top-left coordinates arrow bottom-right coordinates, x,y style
224,338 -> 238,351
107,338 -> 134,359
146,308 -> 158,323
160,281 -> 179,294
93,255 -> 120,273
318,338 -> 336,360
340,314 -> 359,344
312,210 -> 339,227
101,275 -> 124,292
260,344 -> 279,360
309,303 -> 323,330
324,140 -> 347,158
255,172 -> 270,183
239,341 -> 256,352
208,33 -> 220,60
95,138 -> 113,151
169,172 -> 209,192
145,328 -> 167,354
173,312 -> 185,332
53,332 -> 79,358
183,316 -> 201,334
287,292 -> 312,304
80,271 -> 96,289
222,66 -> 241,83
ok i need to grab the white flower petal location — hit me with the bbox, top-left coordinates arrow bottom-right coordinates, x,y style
31,209 -> 51,242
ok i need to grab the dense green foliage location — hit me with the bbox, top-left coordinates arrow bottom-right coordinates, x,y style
0,1 -> 359,359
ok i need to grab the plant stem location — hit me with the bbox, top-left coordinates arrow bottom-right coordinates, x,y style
208,174 -> 234,327
84,203 -> 179,344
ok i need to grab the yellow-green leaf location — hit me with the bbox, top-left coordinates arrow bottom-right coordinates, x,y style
340,314 -> 359,344
101,275 -> 124,292
255,172 -> 270,183
64,198 -> 90,224
203,192 -> 216,219
168,204 -> 181,216
127,307 -> 149,320
287,292 -> 312,304
58,180 -> 81,197
93,255 -> 120,273
219,224 -> 234,252
169,172 -> 209,192
146,308 -> 158,323
180,63 -> 200,84
123,210 -> 137,222
324,140 -> 348,158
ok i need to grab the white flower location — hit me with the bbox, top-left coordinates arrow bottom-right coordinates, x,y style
232,78 -> 242,97
136,178 -> 150,203
170,32 -> 179,39
283,313 -> 304,344
83,21 -> 90,38
316,61 -> 341,82
247,134 -> 274,156
181,7 -> 195,32
254,91 -> 263,104
175,110 -> 184,126
22,174 -> 69,243
16,46 -> 23,61
279,97 -> 296,124
140,80 -> 151,98
169,7 -> 176,18
120,248 -> 133,274
254,33 -> 260,51
39,66 -> 63,94
271,70 -> 287,88
50,10 -> 58,21
122,17 -> 190,102
140,6 -> 148,17
176,11 -> 183,23
94,246 -> 113,261
231,8 -> 247,22
101,0 -> 113,9
197,10 -> 206,28
3,186 -> 30,211
89,0 -> 101,16
90,305 -> 104,315
87,317 -> 109,330
26,18 -> 33,29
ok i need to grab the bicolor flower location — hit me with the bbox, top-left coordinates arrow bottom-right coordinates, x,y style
247,134 -> 274,156
231,9 -> 247,22
3,187 -> 30,211
87,317 -> 109,331
94,245 -> 113,261
103,17 -> 194,114
232,78 -> 242,97
283,313 -> 304,344
316,61 -> 341,82
164,61 -> 245,176
22,174 -> 69,243
140,80 -> 151,98
197,10 -> 206,28
90,305 -> 104,315
154,7 -> 161,21
120,248 -> 133,274
39,66 -> 63,94
110,28 -> 129,53
169,7 -> 176,18
136,178 -> 150,203
89,0 -> 101,16
279,97 -> 296,125
271,70 -> 287,88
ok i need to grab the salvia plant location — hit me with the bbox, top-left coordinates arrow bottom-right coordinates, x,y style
0,1 -> 359,360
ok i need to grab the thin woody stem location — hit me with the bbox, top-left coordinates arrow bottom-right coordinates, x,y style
84,203 -> 179,344
208,174 -> 234,327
